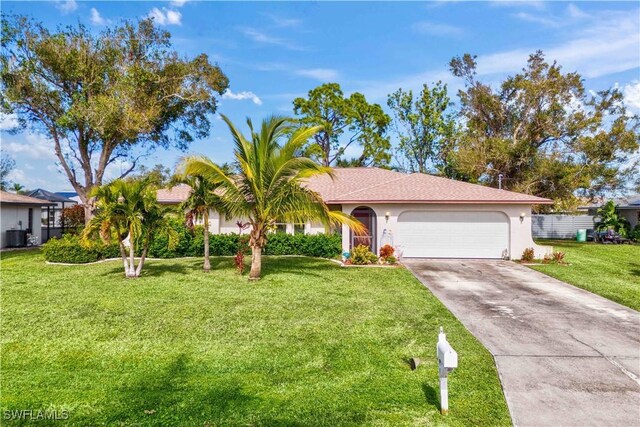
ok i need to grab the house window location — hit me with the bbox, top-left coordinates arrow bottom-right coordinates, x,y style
273,222 -> 287,233
294,223 -> 305,234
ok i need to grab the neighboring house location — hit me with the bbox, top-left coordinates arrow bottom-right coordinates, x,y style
158,168 -> 552,260
27,189 -> 78,243
581,194 -> 640,229
55,191 -> 82,205
0,190 -> 55,248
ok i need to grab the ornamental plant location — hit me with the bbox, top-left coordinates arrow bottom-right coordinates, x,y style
379,244 -> 395,261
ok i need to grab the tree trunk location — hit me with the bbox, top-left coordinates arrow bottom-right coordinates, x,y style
82,198 -> 95,226
135,244 -> 148,277
127,228 -> 136,278
203,210 -> 210,273
119,241 -> 129,276
249,245 -> 262,280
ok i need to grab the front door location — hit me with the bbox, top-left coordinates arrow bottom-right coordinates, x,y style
350,206 -> 377,253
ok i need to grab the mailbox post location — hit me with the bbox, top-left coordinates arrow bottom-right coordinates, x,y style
436,327 -> 458,414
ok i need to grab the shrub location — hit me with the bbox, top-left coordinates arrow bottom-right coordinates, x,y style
631,225 -> 640,242
44,223 -> 343,263
42,234 -> 119,263
379,244 -> 394,260
351,245 -> 379,265
521,247 -> 535,262
264,233 -> 342,258
59,205 -> 85,234
386,255 -> 397,264
235,235 -> 250,274
552,251 -> 566,264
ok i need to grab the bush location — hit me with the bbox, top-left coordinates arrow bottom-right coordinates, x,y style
263,232 -> 342,258
42,234 -> 119,263
351,244 -> 379,265
386,255 -> 397,264
631,225 -> 640,242
44,219 -> 343,263
552,251 -> 566,264
379,244 -> 394,260
521,247 -> 535,262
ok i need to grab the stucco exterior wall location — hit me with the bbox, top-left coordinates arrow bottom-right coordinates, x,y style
340,203 -> 552,260
1,205 -> 42,248
204,210 -> 326,235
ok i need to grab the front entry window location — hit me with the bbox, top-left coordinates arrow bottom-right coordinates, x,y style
350,206 -> 377,253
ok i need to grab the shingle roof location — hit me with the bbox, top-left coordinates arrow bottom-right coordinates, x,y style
304,168 -> 553,204
157,184 -> 192,204
27,188 -> 76,203
0,190 -> 56,205
155,168 -> 553,205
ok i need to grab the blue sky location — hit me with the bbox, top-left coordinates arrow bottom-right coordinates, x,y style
1,0 -> 639,191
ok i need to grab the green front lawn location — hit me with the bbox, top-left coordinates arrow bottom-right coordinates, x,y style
1,250 -> 510,426
532,240 -> 640,311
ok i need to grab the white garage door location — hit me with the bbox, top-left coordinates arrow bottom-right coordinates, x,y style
396,211 -> 509,258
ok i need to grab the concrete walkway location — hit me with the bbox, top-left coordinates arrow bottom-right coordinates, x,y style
404,259 -> 640,427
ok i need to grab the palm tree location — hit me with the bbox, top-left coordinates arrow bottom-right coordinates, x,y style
183,115 -> 364,280
170,172 -> 222,272
11,183 -> 25,194
84,177 -> 177,278
595,200 -> 631,237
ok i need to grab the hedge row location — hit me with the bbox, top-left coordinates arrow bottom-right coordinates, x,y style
42,218 -> 342,263
42,234 -> 120,264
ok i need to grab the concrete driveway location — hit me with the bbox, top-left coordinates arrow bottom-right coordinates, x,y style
404,259 -> 640,427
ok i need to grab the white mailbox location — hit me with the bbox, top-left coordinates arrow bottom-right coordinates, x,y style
436,327 -> 457,414
437,331 -> 458,370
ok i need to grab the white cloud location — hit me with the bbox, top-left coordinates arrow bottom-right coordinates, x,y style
239,27 -> 305,51
478,10 -> 639,79
567,3 -> 589,19
56,0 -> 77,14
221,89 -> 263,105
263,13 -> 302,28
2,133 -> 56,160
489,1 -> 545,9
295,68 -> 339,81
7,168 -> 26,184
513,12 -> 560,27
170,0 -> 188,7
90,8 -> 111,26
0,113 -> 19,131
623,81 -> 640,112
148,7 -> 182,26
412,21 -> 464,37
355,9 -> 639,102
103,159 -> 133,182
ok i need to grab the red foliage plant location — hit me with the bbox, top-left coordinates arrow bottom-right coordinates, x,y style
60,205 -> 85,232
235,234 -> 250,274
379,244 -> 395,260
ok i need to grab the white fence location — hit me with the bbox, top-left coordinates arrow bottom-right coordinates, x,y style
532,214 -> 594,239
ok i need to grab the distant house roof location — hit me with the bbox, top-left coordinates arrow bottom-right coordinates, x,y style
581,194 -> 640,211
156,168 -> 552,205
157,184 -> 192,204
55,191 -> 78,199
0,190 -> 56,206
27,188 -> 77,204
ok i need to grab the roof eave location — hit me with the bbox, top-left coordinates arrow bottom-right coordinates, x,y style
324,199 -> 554,205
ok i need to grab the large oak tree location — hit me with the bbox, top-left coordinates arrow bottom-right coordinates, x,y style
449,51 -> 639,211
1,15 -> 228,221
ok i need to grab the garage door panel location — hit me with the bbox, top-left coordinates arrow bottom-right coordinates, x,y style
396,211 -> 509,259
